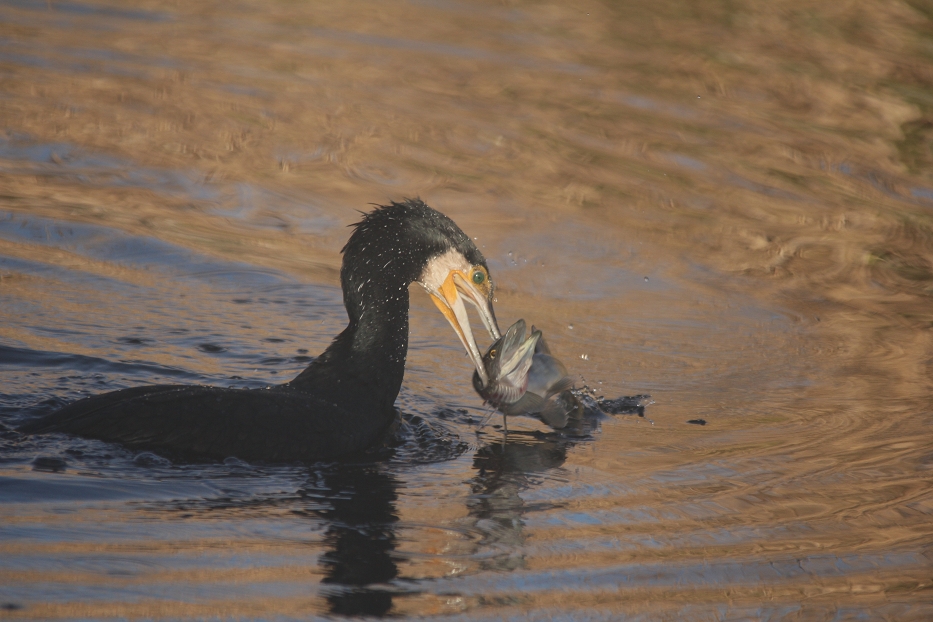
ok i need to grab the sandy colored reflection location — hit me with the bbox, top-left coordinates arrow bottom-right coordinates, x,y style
2,0 -> 933,618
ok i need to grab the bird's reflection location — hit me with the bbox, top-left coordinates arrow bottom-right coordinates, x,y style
465,398 -> 633,572
317,425 -> 590,608
315,463 -> 401,617
467,431 -> 571,572
150,397 -> 642,617
314,405 -> 610,611
154,460 -> 403,618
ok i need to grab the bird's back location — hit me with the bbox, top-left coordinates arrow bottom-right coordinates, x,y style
19,384 -> 397,463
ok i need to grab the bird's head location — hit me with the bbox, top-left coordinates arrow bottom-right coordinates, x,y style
342,199 -> 500,386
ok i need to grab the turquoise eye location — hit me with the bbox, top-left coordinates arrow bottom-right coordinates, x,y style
472,270 -> 485,285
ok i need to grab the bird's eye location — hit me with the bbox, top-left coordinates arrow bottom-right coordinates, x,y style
472,270 -> 485,285
488,349 -> 497,359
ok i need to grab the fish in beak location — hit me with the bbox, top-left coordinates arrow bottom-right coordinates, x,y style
471,318 -> 540,406
472,319 -> 580,431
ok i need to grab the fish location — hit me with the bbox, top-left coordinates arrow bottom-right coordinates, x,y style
472,319 -> 580,430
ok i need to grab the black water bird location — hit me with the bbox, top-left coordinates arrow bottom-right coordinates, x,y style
20,199 -> 501,462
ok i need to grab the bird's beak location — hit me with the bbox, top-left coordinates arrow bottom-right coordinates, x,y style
451,271 -> 500,340
428,271 -> 499,387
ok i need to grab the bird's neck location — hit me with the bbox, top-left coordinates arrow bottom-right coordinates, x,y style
289,285 -> 410,415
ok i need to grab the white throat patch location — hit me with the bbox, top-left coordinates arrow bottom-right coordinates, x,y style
418,248 -> 472,294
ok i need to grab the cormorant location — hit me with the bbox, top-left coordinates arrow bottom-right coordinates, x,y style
20,199 -> 501,462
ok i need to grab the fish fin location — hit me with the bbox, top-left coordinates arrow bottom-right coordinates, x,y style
531,325 -> 552,355
545,375 -> 576,398
538,398 -> 570,429
497,320 -> 527,362
499,323 -> 539,377
504,391 -> 546,417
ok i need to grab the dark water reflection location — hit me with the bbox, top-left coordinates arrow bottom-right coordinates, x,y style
468,435 -> 573,575
317,465 -> 401,617
0,430 -> 607,617
3,0 -> 933,618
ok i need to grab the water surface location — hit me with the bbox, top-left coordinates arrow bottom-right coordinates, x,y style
2,0 -> 933,619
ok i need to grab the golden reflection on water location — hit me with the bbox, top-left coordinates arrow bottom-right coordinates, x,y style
2,0 -> 933,618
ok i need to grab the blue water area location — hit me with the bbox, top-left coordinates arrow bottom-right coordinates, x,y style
3,0 -> 170,23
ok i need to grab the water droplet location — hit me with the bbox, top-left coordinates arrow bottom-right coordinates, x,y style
580,354 -> 589,360
644,276 -> 649,282
568,324 -> 574,330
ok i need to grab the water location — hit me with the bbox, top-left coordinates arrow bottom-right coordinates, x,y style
2,0 -> 933,618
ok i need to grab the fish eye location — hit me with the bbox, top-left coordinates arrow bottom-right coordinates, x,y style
471,270 -> 485,285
